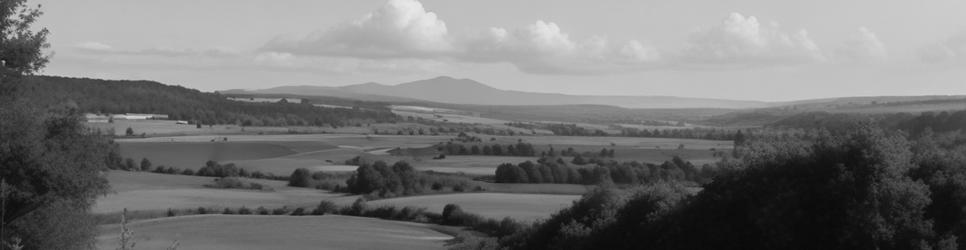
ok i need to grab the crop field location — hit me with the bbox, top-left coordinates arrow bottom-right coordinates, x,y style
87,120 -> 246,136
95,171 -> 343,214
96,215 -> 451,250
118,141 -> 334,170
365,193 -> 581,221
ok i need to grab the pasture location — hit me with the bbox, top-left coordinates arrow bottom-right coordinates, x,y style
96,215 -> 451,250
365,193 -> 580,221
95,171 -> 344,214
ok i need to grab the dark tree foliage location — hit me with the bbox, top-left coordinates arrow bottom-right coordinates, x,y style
503,125 -> 960,250
15,76 -> 401,127
344,161 -> 470,198
288,168 -> 312,187
0,2 -> 117,249
494,157 -> 714,185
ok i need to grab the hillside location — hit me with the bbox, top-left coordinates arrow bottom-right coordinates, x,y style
226,76 -> 771,109
17,76 -> 399,126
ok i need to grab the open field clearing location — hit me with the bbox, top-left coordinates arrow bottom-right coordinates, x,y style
95,172 -> 344,214
117,134 -> 449,171
365,193 -> 580,221
96,215 -> 450,250
118,141 -> 333,169
482,135 -> 733,150
476,182 -> 591,195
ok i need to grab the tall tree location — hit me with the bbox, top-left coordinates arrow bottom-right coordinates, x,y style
1,2 -> 112,249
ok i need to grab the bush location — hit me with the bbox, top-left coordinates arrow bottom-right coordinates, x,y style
289,168 -> 312,187
272,206 -> 291,215
238,206 -> 252,215
291,207 -> 306,216
196,207 -> 208,214
312,200 -> 340,215
140,158 -> 152,171
256,206 -> 269,215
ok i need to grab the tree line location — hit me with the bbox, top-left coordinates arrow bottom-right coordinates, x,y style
437,141 -> 537,157
17,76 -> 400,127
498,124 -> 966,250
341,161 -> 477,198
493,156 -> 715,186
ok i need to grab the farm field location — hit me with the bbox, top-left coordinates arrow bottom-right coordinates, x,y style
116,133 -> 729,177
116,134 -> 451,172
98,171 -> 583,222
364,193 -> 580,221
96,215 -> 451,250
94,171 -> 344,214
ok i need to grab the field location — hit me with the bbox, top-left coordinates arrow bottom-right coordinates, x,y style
115,133 -> 730,178
94,171 -> 344,214
365,193 -> 580,221
96,215 -> 451,250
98,171 -> 584,222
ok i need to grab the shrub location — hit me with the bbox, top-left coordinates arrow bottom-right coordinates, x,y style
256,206 -> 269,215
196,207 -> 208,214
272,206 -> 290,215
140,158 -> 152,171
291,207 -> 306,216
238,206 -> 252,215
312,200 -> 339,215
288,168 -> 312,187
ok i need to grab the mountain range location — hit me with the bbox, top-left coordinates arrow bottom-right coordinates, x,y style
223,76 -> 771,109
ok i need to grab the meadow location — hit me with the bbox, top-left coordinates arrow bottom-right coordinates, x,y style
96,215 -> 452,250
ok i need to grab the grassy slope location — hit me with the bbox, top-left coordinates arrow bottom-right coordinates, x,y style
96,215 -> 450,250
95,171 -> 345,214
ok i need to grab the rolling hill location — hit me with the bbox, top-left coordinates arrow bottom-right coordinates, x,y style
224,76 -> 771,109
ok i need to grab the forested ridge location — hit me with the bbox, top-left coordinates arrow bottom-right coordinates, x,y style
17,76 -> 400,126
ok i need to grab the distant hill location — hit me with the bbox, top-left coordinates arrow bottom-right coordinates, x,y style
18,76 -> 399,126
224,76 -> 771,109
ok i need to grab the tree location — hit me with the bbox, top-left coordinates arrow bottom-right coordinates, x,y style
0,6 -> 113,244
288,168 -> 312,187
125,127 -> 134,136
139,158 -> 152,172
123,158 -> 136,171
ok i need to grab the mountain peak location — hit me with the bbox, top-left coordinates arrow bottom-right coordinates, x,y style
399,76 -> 496,90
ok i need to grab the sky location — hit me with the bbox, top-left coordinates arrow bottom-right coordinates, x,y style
31,0 -> 966,102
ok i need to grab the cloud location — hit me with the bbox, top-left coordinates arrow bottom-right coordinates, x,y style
73,42 -> 239,58
919,29 -> 966,63
676,13 -> 825,66
835,27 -> 888,62
74,42 -> 114,52
263,0 -> 452,58
462,21 -> 661,74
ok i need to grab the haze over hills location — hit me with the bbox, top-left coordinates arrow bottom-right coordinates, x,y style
224,76 -> 772,109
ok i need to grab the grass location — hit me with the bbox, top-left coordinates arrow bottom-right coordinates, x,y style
95,171 -> 345,214
365,193 -> 581,222
95,215 -> 451,250
118,141 -> 318,170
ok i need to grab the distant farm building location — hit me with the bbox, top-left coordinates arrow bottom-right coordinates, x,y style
84,113 -> 110,123
111,113 -> 169,120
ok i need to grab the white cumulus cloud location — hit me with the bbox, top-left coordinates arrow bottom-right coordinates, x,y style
919,29 -> 966,64
835,27 -> 888,62
676,13 -> 824,66
263,0 -> 452,58
462,20 -> 661,74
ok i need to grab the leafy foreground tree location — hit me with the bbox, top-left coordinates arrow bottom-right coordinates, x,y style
502,125 -> 958,250
1,1 -> 114,249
